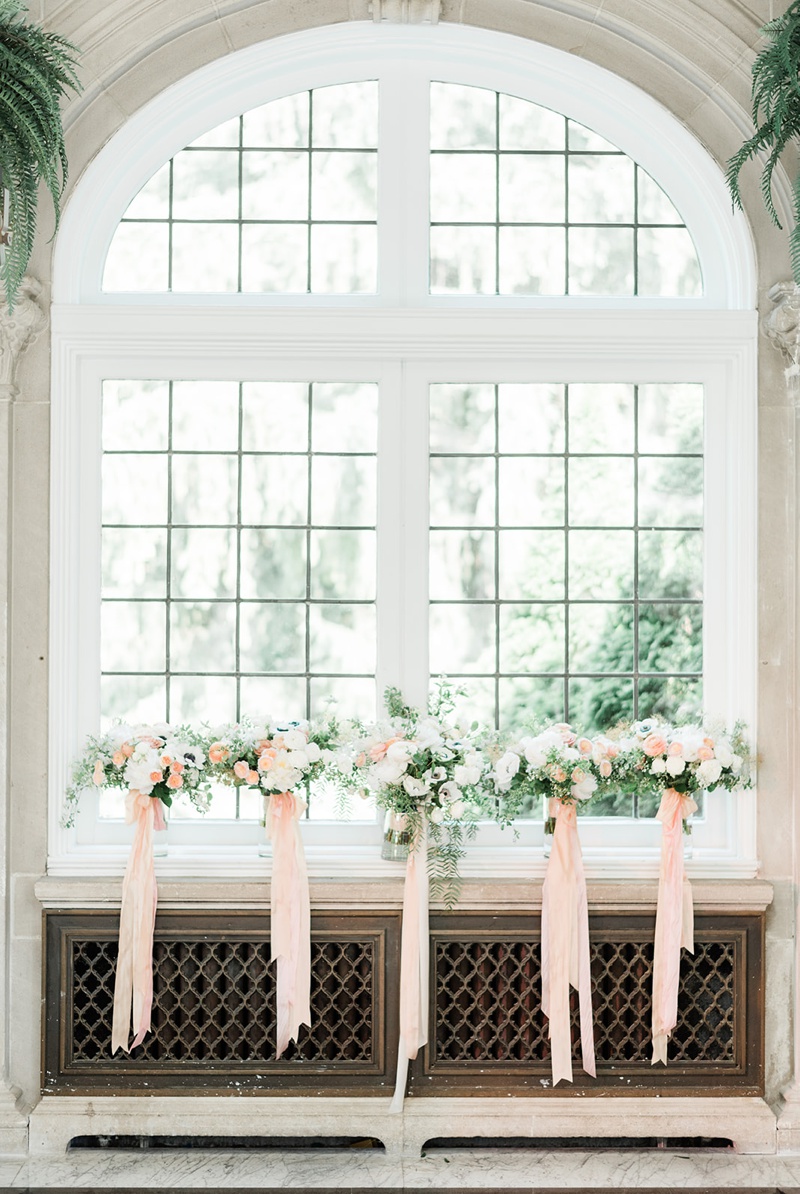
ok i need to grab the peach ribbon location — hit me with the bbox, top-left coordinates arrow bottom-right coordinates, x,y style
389,814 -> 429,1113
111,791 -> 167,1055
266,790 -> 311,1058
541,797 -> 596,1086
651,786 -> 697,1065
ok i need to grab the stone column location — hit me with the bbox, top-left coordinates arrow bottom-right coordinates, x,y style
769,282 -> 800,1152
0,277 -> 47,1154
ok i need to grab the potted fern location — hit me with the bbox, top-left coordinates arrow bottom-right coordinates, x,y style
727,1 -> 800,282
0,0 -> 80,308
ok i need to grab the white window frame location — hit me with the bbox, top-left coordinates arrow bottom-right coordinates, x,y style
48,23 -> 758,879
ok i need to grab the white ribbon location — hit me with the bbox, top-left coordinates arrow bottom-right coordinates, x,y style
389,814 -> 429,1113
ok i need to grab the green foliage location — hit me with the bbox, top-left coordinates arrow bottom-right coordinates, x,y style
726,1 -> 800,283
0,1 -> 81,307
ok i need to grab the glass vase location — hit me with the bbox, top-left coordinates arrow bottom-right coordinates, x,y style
153,799 -> 169,858
682,816 -> 693,862
542,794 -> 556,859
381,811 -> 411,861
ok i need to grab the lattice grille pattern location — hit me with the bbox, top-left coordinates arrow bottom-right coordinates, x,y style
434,938 -> 735,1065
71,936 -> 374,1064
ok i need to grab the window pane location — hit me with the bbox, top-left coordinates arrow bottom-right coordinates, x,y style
568,458 -> 634,526
638,457 -> 703,527
103,381 -> 168,451
309,530 -> 376,599
499,604 -> 566,672
170,601 -> 236,672
170,528 -> 236,598
430,529 -> 495,600
498,530 -> 565,600
311,383 -> 378,452
172,382 -> 239,450
499,154 -> 564,223
430,383 -> 495,454
498,384 -> 564,454
242,383 -> 309,452
498,226 -> 565,295
430,82 -> 496,149
429,603 -> 495,673
239,530 -> 307,600
241,225 -> 308,293
430,153 -> 496,222
172,150 -> 240,219
568,384 -> 634,454
638,384 -> 703,454
102,601 -> 166,672
430,225 -> 495,294
499,457 -> 565,526
172,456 -> 238,525
171,224 -> 239,291
311,457 -> 376,527
241,457 -> 308,526
308,604 -> 376,672
568,227 -> 634,295
242,151 -> 308,220
240,602 -> 306,672
102,529 -> 167,599
310,224 -> 377,293
569,530 -> 634,599
102,456 -> 168,526
430,456 -> 495,526
568,155 -> 634,224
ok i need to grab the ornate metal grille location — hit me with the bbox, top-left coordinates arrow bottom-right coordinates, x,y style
72,937 -> 373,1064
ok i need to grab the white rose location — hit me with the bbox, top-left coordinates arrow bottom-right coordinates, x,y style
403,776 -> 429,798
697,759 -> 723,787
334,751 -> 353,775
731,753 -> 743,774
429,805 -> 445,824
666,755 -> 686,776
454,764 -> 481,786
524,745 -> 548,768
572,775 -> 597,801
387,740 -> 414,762
305,741 -> 322,763
283,729 -> 307,751
464,751 -> 483,770
448,799 -> 465,819
714,740 -> 733,768
651,757 -> 667,775
288,749 -> 309,771
373,757 -> 408,784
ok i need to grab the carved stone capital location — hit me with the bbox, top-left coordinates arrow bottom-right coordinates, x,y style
369,0 -> 440,22
0,275 -> 47,394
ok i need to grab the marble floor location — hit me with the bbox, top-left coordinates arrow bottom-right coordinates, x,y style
1,1148 -> 800,1189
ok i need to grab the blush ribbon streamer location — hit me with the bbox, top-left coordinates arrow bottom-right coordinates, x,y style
541,797 -> 596,1086
389,813 -> 429,1113
111,790 -> 167,1055
651,786 -> 697,1065
266,790 -> 311,1058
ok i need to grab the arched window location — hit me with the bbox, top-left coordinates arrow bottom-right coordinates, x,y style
48,23 -> 757,875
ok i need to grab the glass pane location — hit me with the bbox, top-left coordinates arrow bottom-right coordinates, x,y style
568,384 -> 634,454
102,529 -> 167,599
638,227 -> 702,297
441,676 -> 496,727
188,118 -> 240,149
567,121 -> 619,152
311,383 -> 378,452
171,528 -> 236,598
429,603 -> 495,673
242,383 -> 309,452
637,169 -> 684,224
172,382 -> 239,451
568,458 -> 634,527
172,150 -> 239,219
430,153 -> 496,222
104,223 -> 169,291
498,384 -> 564,454
638,384 -> 703,454
498,529 -> 564,600
638,602 -> 702,673
125,163 -> 170,219
569,602 -> 634,672
311,457 -> 376,526
240,674 -> 307,718
243,93 -> 309,148
499,457 -> 565,527
569,530 -> 634,599
171,224 -> 239,291
309,530 -> 376,599
170,675 -> 237,724
102,601 -> 166,671
638,457 -> 703,527
171,455 -> 238,525
170,601 -> 236,672
311,152 -> 377,220
310,224 -> 376,293
312,82 -> 378,148
240,602 -> 306,671
240,456 -> 308,526
308,772 -> 375,821
570,676 -> 634,733
582,787 -> 634,817
638,675 -> 702,725
430,383 -> 495,454
498,226 -> 565,295
430,82 -> 496,149
569,227 -> 634,295
103,380 -> 168,451
239,529 -> 307,600
499,154 -> 564,222
241,151 -> 308,220
639,530 -> 702,600
310,676 -> 377,721
499,676 -> 565,734
499,95 -> 564,151
308,604 -> 376,672
568,156 -> 635,223
430,456 -> 495,526
101,674 -> 166,728
430,225 -> 495,294
499,603 -> 566,672
430,529 -> 495,600
102,456 -> 168,526
241,224 -> 308,293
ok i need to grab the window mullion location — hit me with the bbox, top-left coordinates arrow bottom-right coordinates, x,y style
377,61 -> 430,306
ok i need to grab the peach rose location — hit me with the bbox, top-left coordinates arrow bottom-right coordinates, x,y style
642,733 -> 667,757
697,745 -> 714,760
149,769 -> 163,784
166,772 -> 183,789
121,742 -> 134,758
552,766 -> 567,783
247,770 -> 259,785
599,759 -> 613,778
170,760 -> 184,774
667,741 -> 684,757
208,742 -> 229,764
233,760 -> 249,780
92,759 -> 105,785
577,737 -> 593,756
160,754 -> 172,768
112,750 -> 125,767
571,767 -> 586,784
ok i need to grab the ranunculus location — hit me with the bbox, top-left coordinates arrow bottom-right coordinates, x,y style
666,755 -> 686,776
651,757 -> 667,774
697,759 -> 723,787
642,733 -> 668,757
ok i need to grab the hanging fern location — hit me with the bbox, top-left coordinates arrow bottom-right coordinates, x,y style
727,1 -> 800,283
0,0 -> 80,308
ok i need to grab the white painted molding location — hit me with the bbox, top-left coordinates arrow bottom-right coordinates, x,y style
0,276 -> 47,393
370,0 -> 440,22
